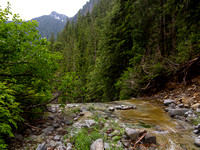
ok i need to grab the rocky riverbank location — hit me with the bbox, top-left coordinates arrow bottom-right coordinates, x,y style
9,97 -> 200,150
11,103 -> 157,150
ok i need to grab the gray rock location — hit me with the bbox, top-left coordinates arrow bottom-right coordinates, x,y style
85,120 -> 96,127
51,107 -> 57,113
108,107 -> 115,111
67,143 -> 72,147
56,141 -> 63,146
74,117 -> 78,121
194,137 -> 200,147
125,128 -> 140,141
65,121 -> 73,126
67,147 -> 73,150
164,99 -> 175,106
79,112 -> 84,116
196,108 -> 200,113
194,126 -> 199,130
168,103 -> 176,109
131,105 -> 137,109
67,104 -> 79,108
122,106 -> 135,110
144,133 -> 156,144
57,145 -> 67,150
104,143 -> 110,149
42,126 -> 54,134
54,135 -> 61,141
178,104 -> 184,108
81,124 -> 89,128
36,142 -> 46,150
14,134 -> 23,142
67,143 -> 73,150
194,130 -> 199,134
91,138 -> 104,150
191,103 -> 200,109
174,115 -> 185,120
53,123 -> 60,128
168,109 -> 189,117
115,105 -> 123,110
164,108 -> 169,112
49,140 -> 57,147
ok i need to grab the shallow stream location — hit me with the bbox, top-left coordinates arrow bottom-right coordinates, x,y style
110,99 -> 197,149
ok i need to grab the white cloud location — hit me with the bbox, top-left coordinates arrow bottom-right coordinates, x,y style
0,0 -> 89,20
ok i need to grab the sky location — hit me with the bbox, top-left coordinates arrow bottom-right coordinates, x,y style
0,0 -> 89,20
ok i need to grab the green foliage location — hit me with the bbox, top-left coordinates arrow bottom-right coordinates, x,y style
0,3 -> 60,147
56,0 -> 199,102
0,82 -> 23,149
70,128 -> 102,150
58,72 -> 84,103
112,136 -> 121,141
115,68 -> 137,100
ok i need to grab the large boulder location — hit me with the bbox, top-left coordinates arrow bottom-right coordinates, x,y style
168,109 -> 189,117
90,138 -> 104,150
125,128 -> 140,141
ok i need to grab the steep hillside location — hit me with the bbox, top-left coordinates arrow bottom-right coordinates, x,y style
71,0 -> 100,22
31,11 -> 68,39
31,0 -> 100,39
55,0 -> 200,102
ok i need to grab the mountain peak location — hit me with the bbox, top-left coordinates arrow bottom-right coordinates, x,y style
50,11 -> 68,21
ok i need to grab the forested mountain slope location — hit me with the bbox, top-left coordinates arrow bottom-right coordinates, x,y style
31,11 -> 68,39
32,0 -> 100,39
53,0 -> 200,102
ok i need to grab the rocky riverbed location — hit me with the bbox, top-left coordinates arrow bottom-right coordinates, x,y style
9,96 -> 200,150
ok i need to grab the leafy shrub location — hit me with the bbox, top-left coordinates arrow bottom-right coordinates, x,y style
0,82 -> 23,149
0,3 -> 60,148
70,129 -> 101,150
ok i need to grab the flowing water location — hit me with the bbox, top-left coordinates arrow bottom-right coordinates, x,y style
70,98 -> 197,149
110,98 -> 197,150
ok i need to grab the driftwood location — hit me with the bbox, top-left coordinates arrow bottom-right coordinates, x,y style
133,130 -> 147,149
178,56 -> 200,85
140,55 -> 200,95
24,122 -> 41,131
23,91 -> 63,109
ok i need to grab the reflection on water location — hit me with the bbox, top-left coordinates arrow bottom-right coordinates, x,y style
112,99 -> 197,150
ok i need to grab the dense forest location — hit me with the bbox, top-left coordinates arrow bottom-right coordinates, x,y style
0,0 -> 200,148
53,0 -> 200,102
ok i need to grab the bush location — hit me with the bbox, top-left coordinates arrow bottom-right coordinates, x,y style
0,3 -> 60,147
70,129 -> 102,150
0,82 -> 23,149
